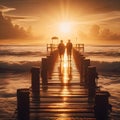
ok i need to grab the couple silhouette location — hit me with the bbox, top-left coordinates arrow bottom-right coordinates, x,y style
58,40 -> 73,59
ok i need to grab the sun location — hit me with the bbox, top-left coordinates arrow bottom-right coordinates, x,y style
59,22 -> 72,33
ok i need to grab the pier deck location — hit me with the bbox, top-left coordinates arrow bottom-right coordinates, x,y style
15,44 -> 111,120
29,51 -> 96,120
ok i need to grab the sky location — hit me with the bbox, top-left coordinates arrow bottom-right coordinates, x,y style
0,0 -> 120,45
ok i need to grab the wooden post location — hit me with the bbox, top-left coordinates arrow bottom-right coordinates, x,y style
81,44 -> 84,53
47,44 -> 48,52
31,67 -> 40,93
94,91 -> 112,120
79,55 -> 85,82
41,58 -> 48,90
87,66 -> 97,98
76,44 -> 77,49
47,56 -> 51,71
50,44 -> 53,52
17,89 -> 30,120
83,59 -> 90,85
47,55 -> 54,75
78,44 -> 80,51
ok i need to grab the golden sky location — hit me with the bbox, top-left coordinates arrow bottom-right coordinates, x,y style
0,0 -> 120,45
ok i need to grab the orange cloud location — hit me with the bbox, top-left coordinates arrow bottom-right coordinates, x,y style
0,12 -> 32,39
78,24 -> 120,44
0,5 -> 15,12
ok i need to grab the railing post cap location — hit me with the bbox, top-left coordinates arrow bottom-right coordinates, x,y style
88,66 -> 96,70
47,55 -> 50,58
42,58 -> 48,61
96,91 -> 110,97
31,67 -> 40,73
84,59 -> 90,62
84,59 -> 90,64
17,88 -> 30,94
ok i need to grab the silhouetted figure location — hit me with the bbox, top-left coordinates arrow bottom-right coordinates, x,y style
66,40 -> 73,59
58,40 -> 65,59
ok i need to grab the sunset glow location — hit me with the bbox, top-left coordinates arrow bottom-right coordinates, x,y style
0,0 -> 119,44
0,1 -> 120,120
59,22 -> 72,34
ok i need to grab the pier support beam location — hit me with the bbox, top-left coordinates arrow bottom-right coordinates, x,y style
41,58 -> 48,90
17,89 -> 30,120
87,66 -> 97,98
79,55 -> 85,82
83,59 -> 90,85
94,91 -> 112,120
31,67 -> 40,94
47,55 -> 54,75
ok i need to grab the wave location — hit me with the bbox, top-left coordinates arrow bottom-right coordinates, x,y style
91,61 -> 120,73
0,61 -> 41,73
85,52 -> 120,57
0,50 -> 47,57
0,61 -> 120,73
86,45 -> 120,47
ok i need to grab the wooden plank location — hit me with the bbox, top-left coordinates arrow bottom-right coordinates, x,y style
14,50 -> 98,120
30,112 -> 95,118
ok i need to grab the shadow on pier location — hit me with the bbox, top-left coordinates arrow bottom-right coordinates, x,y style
13,44 -> 112,120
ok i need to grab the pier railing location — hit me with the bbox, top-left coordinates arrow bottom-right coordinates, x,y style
73,46 -> 112,120
47,44 -> 58,52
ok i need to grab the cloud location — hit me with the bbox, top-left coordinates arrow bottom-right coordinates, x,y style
0,4 -> 37,22
5,15 -> 37,22
0,12 -> 32,39
0,1 -> 119,44
0,0 -> 120,16
78,24 -> 120,43
100,28 -> 120,41
89,24 -> 120,41
90,25 -> 100,37
77,0 -> 120,13
0,5 -> 15,12
95,11 -> 120,23
75,11 -> 120,25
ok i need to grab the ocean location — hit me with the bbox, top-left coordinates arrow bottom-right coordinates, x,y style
0,45 -> 120,120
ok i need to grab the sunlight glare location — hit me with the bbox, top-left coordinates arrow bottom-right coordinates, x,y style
59,22 -> 71,33
63,51 -> 69,84
61,86 -> 69,102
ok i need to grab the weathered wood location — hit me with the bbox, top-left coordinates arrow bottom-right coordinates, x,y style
17,89 -> 30,120
79,55 -> 85,82
13,44 -> 112,120
75,44 -> 84,53
31,67 -> 40,93
83,59 -> 90,85
87,66 -> 97,98
94,91 -> 112,120
47,44 -> 58,52
41,58 -> 48,90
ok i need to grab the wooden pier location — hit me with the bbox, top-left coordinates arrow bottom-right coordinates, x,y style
13,44 -> 112,120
